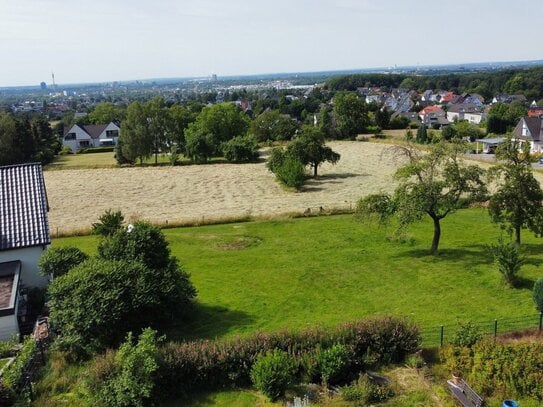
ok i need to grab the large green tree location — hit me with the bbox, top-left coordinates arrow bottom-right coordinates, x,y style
88,102 -> 125,124
488,138 -> 543,245
358,142 -> 487,254
286,126 -> 340,177
250,110 -> 298,142
118,102 -> 153,164
332,92 -> 368,139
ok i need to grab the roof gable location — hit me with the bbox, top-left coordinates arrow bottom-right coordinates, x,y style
0,163 -> 50,251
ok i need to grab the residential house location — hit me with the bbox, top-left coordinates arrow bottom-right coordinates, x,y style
528,106 -> 543,118
0,163 -> 51,340
456,93 -> 485,107
491,94 -> 527,105
446,103 -> 485,124
63,122 -> 120,153
391,111 -> 421,126
512,116 -> 543,152
419,106 -> 449,127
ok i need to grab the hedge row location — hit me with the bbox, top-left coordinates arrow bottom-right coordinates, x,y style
443,339 -> 543,400
156,316 -> 420,397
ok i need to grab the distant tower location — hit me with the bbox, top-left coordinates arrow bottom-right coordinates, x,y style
51,71 -> 57,91
211,73 -> 218,82
40,81 -> 47,90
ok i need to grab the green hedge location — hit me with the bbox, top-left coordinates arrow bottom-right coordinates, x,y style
80,146 -> 115,154
442,339 -> 543,400
2,336 -> 36,392
156,316 -> 419,398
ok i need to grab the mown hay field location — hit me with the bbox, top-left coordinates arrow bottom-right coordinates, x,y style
44,142 -> 399,233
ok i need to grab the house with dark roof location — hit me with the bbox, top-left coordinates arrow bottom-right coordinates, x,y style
62,122 -> 120,152
0,163 -> 50,339
512,117 -> 543,153
446,103 -> 485,124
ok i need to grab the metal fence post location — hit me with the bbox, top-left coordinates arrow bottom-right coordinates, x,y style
539,312 -> 542,331
440,325 -> 444,347
494,319 -> 498,338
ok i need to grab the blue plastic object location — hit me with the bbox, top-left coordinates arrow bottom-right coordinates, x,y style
503,400 -> 518,407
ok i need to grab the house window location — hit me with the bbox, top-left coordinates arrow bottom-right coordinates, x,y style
65,132 -> 76,140
79,140 -> 90,147
106,130 -> 119,138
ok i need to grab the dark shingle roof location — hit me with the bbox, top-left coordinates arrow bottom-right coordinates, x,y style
0,163 -> 50,251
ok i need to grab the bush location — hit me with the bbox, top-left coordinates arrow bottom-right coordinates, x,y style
60,145 -> 73,155
274,156 -> 306,189
48,258 -> 195,358
0,338 -> 17,359
487,237 -> 524,287
451,321 -> 483,348
98,221 -> 171,270
2,336 -> 36,392
341,374 -> 394,405
91,209 -> 124,237
38,246 -> 88,278
89,328 -> 161,407
156,316 -> 419,398
222,135 -> 259,163
250,349 -> 296,401
533,278 -> 543,312
318,344 -> 352,385
81,146 -> 115,153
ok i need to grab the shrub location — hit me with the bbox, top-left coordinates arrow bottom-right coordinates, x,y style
60,145 -> 73,155
0,338 -> 17,359
274,156 -> 306,189
318,344 -> 352,385
341,374 -> 394,405
405,352 -> 425,369
222,135 -> 259,163
534,278 -> 543,312
48,258 -> 195,358
487,237 -> 524,287
469,340 -> 543,400
91,209 -> 124,237
250,349 -> 296,401
89,328 -> 161,407
2,336 -> 36,392
169,145 -> 180,166
155,316 -> 419,399
38,246 -> 89,278
451,321 -> 483,348
98,221 -> 170,270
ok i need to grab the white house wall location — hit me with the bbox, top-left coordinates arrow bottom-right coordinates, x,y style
63,125 -> 92,153
464,113 -> 483,124
0,247 -> 49,288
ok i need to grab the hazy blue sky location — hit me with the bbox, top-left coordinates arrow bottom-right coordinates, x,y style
0,0 -> 541,86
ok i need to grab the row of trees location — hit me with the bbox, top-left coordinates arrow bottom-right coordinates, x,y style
327,66 -> 543,101
357,137 -> 543,254
0,112 -> 60,166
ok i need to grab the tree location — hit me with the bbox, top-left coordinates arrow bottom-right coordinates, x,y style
286,126 -> 340,177
190,102 -> 249,147
359,142 -> 487,254
50,223 -> 196,357
453,120 -> 484,142
168,104 -> 197,154
118,102 -> 153,164
415,124 -> 428,144
250,110 -> 298,142
488,138 -> 543,245
332,92 -> 368,139
88,102 -> 124,124
487,237 -> 524,287
222,135 -> 259,163
184,127 -> 216,163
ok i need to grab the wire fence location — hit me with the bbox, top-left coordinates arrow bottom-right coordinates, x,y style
420,313 -> 543,347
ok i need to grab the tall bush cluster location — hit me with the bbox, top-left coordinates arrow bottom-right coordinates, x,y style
156,316 -> 419,398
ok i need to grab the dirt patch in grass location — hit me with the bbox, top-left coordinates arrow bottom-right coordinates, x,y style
216,236 -> 263,250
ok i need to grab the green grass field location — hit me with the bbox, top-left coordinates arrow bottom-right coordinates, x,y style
52,209 -> 543,344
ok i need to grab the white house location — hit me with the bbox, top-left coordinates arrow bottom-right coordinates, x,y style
512,117 -> 543,153
63,122 -> 120,153
446,104 -> 484,124
0,163 -> 51,339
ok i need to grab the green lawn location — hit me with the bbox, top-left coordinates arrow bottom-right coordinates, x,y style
53,209 -> 543,344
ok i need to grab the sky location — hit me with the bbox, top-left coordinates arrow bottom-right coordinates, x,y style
0,0 -> 541,87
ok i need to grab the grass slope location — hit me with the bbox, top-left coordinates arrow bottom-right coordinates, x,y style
53,209 -> 543,344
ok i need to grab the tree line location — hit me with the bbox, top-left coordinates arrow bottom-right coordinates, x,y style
326,66 -> 543,101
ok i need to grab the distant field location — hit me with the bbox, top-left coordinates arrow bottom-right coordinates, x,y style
45,152 -> 118,169
53,210 -> 543,342
43,142 -> 399,234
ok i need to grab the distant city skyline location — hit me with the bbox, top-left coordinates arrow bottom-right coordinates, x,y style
0,0 -> 541,87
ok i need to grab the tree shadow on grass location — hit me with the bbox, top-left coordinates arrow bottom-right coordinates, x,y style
514,276 -> 536,290
393,245 -> 493,269
163,302 -> 254,342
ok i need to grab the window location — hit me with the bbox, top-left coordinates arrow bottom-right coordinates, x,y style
106,130 -> 119,138
65,132 -> 76,140
79,140 -> 90,147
